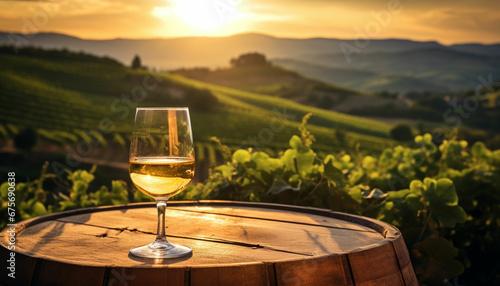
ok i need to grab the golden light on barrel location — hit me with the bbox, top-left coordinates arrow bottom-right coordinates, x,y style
0,201 -> 418,286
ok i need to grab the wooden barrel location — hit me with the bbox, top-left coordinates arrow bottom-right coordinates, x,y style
0,201 -> 417,286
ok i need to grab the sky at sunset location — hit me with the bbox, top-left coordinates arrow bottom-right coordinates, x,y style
1,0 -> 499,44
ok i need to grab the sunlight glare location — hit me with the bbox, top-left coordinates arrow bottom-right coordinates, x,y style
171,0 -> 240,30
152,7 -> 171,17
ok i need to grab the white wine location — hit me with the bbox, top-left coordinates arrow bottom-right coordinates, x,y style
130,157 -> 195,199
128,108 -> 195,259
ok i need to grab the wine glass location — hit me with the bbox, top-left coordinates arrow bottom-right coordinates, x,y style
129,107 -> 195,258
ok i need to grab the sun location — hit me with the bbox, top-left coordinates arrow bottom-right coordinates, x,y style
170,0 -> 240,30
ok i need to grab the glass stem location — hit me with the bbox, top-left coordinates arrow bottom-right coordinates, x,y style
156,200 -> 168,242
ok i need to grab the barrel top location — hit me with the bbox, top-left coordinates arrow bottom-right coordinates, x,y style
1,201 -> 399,268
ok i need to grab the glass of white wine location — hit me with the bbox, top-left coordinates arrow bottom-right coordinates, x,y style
129,107 -> 195,258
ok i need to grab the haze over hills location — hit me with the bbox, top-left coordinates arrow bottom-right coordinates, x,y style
173,60 -> 370,111
272,59 -> 448,93
0,32 -> 448,67
1,31 -> 500,92
275,48 -> 500,92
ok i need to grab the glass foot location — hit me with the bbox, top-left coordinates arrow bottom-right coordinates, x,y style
130,240 -> 192,259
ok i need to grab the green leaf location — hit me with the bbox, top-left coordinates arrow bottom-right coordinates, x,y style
406,193 -> 424,211
72,181 -> 88,195
215,164 -> 232,179
281,148 -> 315,178
289,135 -> 302,150
348,169 -> 365,186
69,170 -> 95,184
267,177 -> 300,195
423,177 -> 436,190
15,183 -> 29,203
434,178 -> 458,206
251,152 -> 283,174
266,158 -> 284,173
414,135 -> 423,144
362,156 -> 377,170
288,174 -> 300,184
134,188 -> 154,202
328,188 -> 361,211
94,186 -> 112,205
324,155 -> 343,182
110,180 -> 129,205
233,149 -> 251,164
491,150 -> 500,166
31,201 -> 47,217
386,189 -> 412,202
340,154 -> 351,163
59,201 -> 78,211
412,236 -> 464,284
111,180 -> 127,194
471,141 -> 488,158
347,186 -> 363,204
296,150 -> 316,177
334,154 -> 355,171
432,204 -> 467,228
0,182 -> 8,199
409,180 -> 425,195
282,149 -> 297,171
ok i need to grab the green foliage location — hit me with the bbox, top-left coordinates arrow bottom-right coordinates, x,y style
180,115 -> 500,285
335,126 -> 347,143
210,137 -> 232,162
0,123 -> 9,140
298,113 -> 315,147
230,52 -> 269,67
390,124 -> 414,142
0,162 -> 150,228
14,127 -> 37,152
185,88 -> 219,112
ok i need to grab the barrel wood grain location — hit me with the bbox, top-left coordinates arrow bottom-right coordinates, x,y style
0,201 -> 417,286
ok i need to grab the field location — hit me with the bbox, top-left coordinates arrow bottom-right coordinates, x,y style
1,46 -> 499,286
0,47 -> 395,161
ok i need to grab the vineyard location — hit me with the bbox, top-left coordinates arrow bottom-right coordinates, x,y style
168,74 -> 391,137
1,47 -> 500,285
181,117 -> 500,285
0,47 -> 395,162
1,115 -> 499,285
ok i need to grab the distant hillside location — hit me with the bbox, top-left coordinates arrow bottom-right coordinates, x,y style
287,48 -> 500,91
0,32 -> 447,69
2,31 -> 498,68
2,31 -> 499,93
451,43 -> 500,57
273,59 -> 446,93
173,54 -> 370,110
0,46 -> 394,156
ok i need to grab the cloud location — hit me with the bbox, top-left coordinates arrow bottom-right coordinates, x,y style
244,0 -> 500,43
418,8 -> 500,31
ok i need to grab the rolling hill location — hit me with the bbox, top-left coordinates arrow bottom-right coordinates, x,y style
0,32 -> 447,69
0,47 -> 394,157
272,59 -> 447,93
294,48 -> 500,91
2,32 -> 499,93
172,60 -> 373,110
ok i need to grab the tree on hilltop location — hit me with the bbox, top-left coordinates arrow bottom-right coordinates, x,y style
230,52 -> 269,67
131,55 -> 142,69
390,124 -> 414,142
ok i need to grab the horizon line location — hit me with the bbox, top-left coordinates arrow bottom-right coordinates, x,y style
1,30 -> 500,46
